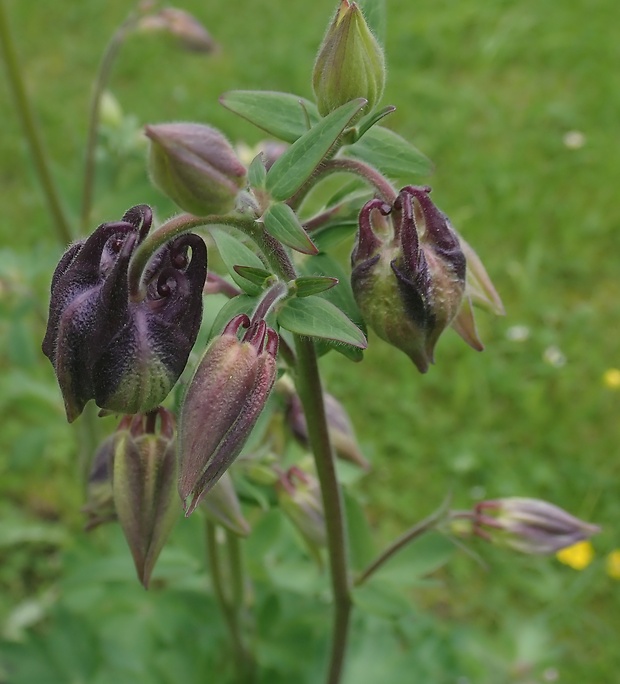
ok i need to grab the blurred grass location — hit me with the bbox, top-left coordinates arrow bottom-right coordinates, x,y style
1,0 -> 619,681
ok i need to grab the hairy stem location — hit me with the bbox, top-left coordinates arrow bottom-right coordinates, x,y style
355,498 -> 451,586
128,213 -> 254,301
323,158 -> 397,203
205,521 -> 254,682
294,338 -> 352,684
80,14 -> 137,232
0,0 -> 72,244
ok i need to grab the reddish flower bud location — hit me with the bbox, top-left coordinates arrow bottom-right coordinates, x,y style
146,123 -> 247,216
178,314 -> 279,515
42,206 -> 207,421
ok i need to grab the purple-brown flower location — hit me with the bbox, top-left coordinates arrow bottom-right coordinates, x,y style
42,205 -> 207,421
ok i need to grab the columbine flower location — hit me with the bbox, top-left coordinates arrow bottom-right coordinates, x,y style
42,205 -> 207,421
351,186 -> 502,372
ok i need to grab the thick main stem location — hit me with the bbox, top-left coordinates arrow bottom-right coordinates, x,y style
0,0 -> 72,244
294,337 -> 352,684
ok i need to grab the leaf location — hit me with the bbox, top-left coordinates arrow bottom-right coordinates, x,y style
277,296 -> 367,349
262,203 -> 319,255
354,105 -> 396,141
312,221 -> 359,252
248,153 -> 267,189
343,125 -> 433,178
209,228 -> 266,295
233,265 -> 274,287
219,90 -> 320,143
297,253 -> 366,361
266,98 -> 367,202
344,491 -> 376,571
353,579 -> 411,619
292,276 -> 338,297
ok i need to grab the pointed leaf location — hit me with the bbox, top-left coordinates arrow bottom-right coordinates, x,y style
210,228 -> 266,296
266,98 -> 367,201
277,296 -> 367,349
219,90 -> 320,143
233,265 -> 274,287
354,105 -> 396,142
293,276 -> 339,298
262,203 -> 319,255
248,153 -> 267,189
343,125 -> 433,178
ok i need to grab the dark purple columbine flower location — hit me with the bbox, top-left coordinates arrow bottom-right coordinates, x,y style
351,186 -> 498,372
42,205 -> 207,422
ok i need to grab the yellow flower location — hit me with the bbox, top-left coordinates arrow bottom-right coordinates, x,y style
556,540 -> 594,570
603,368 -> 620,390
606,550 -> 620,580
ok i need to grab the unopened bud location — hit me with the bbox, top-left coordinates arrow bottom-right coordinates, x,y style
137,8 -> 216,53
82,435 -> 116,531
113,409 -> 179,588
146,123 -> 246,216
469,497 -> 600,555
201,472 -> 251,537
276,467 -> 326,562
178,314 -> 279,515
313,0 -> 385,116
42,207 -> 207,421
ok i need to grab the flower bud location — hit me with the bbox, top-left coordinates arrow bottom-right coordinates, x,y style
470,497 -> 601,555
82,435 -> 116,531
201,472 -> 251,537
313,0 -> 385,116
285,389 -> 369,470
146,123 -> 247,216
178,314 -> 279,515
113,409 -> 180,588
352,186 -> 469,372
276,467 -> 326,563
42,205 -> 207,421
137,8 -> 217,53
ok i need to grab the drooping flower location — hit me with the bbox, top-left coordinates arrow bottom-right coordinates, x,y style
42,205 -> 207,421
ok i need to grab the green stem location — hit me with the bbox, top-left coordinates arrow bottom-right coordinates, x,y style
294,337 -> 352,684
127,213 -> 254,301
0,0 -> 72,244
355,498 -> 451,586
323,158 -> 397,203
205,521 -> 253,682
80,14 -> 137,232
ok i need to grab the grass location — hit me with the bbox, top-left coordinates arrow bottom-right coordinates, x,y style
1,0 -> 619,681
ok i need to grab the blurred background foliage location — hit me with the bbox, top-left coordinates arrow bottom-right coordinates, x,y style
0,0 -> 618,682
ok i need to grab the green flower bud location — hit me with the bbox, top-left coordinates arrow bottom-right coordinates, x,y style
276,467 -> 326,564
178,314 -> 279,515
469,498 -> 600,555
313,0 -> 385,116
201,472 -> 251,537
113,409 -> 180,588
145,123 -> 247,216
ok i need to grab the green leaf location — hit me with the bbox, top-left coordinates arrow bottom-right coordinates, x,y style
343,125 -> 433,178
248,153 -> 267,189
353,579 -> 411,619
262,203 -> 318,255
277,296 -> 367,349
344,491 -> 376,571
266,98 -> 367,202
312,221 -> 359,252
293,275 -> 338,297
297,253 -> 366,361
219,90 -> 320,143
233,265 -> 274,287
209,228 -> 266,296
354,105 -> 396,141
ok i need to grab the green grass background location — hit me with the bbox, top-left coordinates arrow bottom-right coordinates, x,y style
1,0 -> 619,682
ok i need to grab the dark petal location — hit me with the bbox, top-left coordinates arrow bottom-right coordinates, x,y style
391,259 -> 434,330
396,188 -> 427,281
122,204 -> 153,244
352,199 -> 389,265
50,241 -> 85,294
